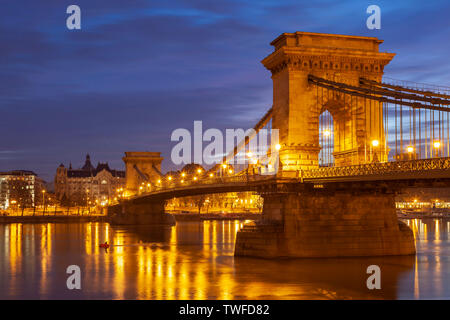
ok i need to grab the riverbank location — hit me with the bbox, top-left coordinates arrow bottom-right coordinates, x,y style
0,215 -> 108,224
0,212 -> 260,224
173,212 -> 260,221
397,208 -> 450,219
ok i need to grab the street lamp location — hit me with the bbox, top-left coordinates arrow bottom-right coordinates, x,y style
370,140 -> 379,163
433,141 -> 441,157
42,190 -> 46,215
406,146 -> 414,160
275,144 -> 281,151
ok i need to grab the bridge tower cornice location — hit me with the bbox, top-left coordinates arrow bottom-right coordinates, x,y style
262,32 -> 395,78
262,50 -> 395,77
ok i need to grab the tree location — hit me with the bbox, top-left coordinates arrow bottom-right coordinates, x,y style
196,195 -> 206,214
8,179 -> 32,215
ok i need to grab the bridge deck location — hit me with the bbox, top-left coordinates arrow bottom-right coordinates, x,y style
125,158 -> 450,203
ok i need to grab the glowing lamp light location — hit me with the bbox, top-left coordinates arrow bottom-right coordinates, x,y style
209,173 -> 214,177
222,164 -> 227,169
247,152 -> 253,158
228,169 -> 233,174
406,146 -> 414,153
157,179 -> 161,184
181,179 -> 184,183
323,129 -> 331,137
181,172 -> 186,177
275,144 -> 281,151
433,141 -> 441,149
197,169 -> 202,174
371,140 -> 379,147
168,176 -> 172,181
193,177 -> 198,181
268,164 -> 273,170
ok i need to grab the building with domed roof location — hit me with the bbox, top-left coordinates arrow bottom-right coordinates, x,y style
55,154 -> 125,206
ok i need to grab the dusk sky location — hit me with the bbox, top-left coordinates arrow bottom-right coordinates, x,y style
1,0 -> 449,181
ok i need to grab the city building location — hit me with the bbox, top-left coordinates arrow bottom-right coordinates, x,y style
55,154 -> 125,206
0,170 -> 45,210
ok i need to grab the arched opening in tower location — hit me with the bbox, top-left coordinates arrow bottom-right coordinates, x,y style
319,110 -> 335,167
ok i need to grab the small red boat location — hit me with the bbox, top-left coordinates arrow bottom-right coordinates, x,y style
99,242 -> 110,249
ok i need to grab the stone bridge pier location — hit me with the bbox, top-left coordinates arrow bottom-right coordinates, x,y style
107,200 -> 175,226
235,183 -> 415,258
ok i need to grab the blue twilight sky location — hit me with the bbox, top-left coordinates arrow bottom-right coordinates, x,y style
0,0 -> 449,181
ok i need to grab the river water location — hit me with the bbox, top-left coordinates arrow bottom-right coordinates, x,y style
0,219 -> 449,299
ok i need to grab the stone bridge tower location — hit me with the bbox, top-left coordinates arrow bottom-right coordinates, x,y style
262,32 -> 395,175
123,152 -> 163,195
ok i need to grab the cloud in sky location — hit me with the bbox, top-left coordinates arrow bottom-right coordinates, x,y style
0,0 -> 449,180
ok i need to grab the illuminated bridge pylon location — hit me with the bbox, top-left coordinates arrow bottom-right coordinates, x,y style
262,31 -> 450,177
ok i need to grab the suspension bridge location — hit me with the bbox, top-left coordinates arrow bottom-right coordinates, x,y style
109,32 -> 450,259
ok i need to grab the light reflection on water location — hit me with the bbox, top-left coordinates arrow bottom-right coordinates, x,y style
0,219 -> 449,299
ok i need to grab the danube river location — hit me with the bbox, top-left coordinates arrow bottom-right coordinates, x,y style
0,219 -> 449,299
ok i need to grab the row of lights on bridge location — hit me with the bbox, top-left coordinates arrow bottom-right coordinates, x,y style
134,143 -> 283,193
135,167 -> 231,192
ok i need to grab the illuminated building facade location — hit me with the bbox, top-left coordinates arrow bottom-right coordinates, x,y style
0,170 -> 45,210
55,154 -> 125,206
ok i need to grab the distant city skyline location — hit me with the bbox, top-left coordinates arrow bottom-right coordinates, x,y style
1,0 -> 449,181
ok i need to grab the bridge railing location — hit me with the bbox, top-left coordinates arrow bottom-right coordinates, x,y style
144,173 -> 275,194
301,157 -> 450,179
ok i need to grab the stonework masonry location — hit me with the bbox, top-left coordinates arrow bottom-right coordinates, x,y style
263,32 -> 393,174
123,152 -> 163,195
235,190 -> 415,258
108,200 -> 175,226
